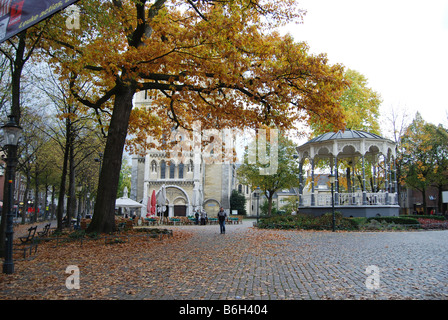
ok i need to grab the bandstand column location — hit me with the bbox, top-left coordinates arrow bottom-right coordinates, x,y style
362,155 -> 367,205
385,154 -> 389,205
299,161 -> 304,206
372,156 -> 378,205
373,158 -> 377,192
393,156 -> 398,205
311,158 -> 315,206
351,159 -> 356,205
334,157 -> 339,205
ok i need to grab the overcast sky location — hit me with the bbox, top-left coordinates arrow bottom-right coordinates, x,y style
282,0 -> 448,131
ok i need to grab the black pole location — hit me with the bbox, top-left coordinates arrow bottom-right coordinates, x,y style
3,143 -> 17,274
256,191 -> 260,225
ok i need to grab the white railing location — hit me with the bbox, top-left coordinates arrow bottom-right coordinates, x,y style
300,192 -> 397,206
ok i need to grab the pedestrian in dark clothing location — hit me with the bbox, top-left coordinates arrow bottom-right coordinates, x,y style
217,207 -> 227,234
195,211 -> 199,225
200,209 -> 207,225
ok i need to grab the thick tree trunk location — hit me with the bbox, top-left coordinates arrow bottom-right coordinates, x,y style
67,142 -> 76,223
88,84 -> 136,234
56,154 -> 68,230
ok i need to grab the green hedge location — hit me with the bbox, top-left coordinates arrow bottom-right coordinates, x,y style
257,212 -> 359,231
256,214 -> 437,231
366,216 -> 419,225
407,215 -> 446,221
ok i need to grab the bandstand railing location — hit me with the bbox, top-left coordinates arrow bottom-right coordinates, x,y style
300,192 -> 398,207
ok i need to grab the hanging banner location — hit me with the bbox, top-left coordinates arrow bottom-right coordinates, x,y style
0,0 -> 79,43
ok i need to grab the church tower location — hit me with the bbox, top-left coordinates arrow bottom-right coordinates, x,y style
130,90 -> 237,217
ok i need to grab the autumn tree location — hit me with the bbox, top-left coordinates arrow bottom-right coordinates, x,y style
399,113 -> 444,213
426,124 -> 448,213
306,69 -> 382,194
310,69 -> 381,136
237,132 -> 300,216
44,0 -> 347,233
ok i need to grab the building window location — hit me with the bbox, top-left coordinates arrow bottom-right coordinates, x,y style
238,184 -> 242,193
151,160 -> 157,172
169,162 -> 175,179
160,160 -> 166,179
178,163 -> 184,179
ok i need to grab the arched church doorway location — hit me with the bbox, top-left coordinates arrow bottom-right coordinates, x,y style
174,205 -> 187,216
165,186 -> 190,217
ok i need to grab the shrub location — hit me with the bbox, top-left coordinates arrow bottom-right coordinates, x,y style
362,219 -> 409,231
366,216 -> 419,225
417,218 -> 448,229
257,212 -> 359,231
408,215 -> 446,221
68,230 -> 86,239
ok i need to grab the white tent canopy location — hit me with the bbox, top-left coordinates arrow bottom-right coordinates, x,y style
115,197 -> 144,208
115,187 -> 144,209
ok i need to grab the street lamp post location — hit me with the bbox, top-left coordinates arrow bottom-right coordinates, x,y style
94,152 -> 103,176
254,186 -> 261,225
2,115 -> 22,274
328,174 -> 336,232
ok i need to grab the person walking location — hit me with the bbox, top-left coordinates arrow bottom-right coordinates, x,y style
195,210 -> 199,225
217,207 -> 227,234
200,209 -> 207,225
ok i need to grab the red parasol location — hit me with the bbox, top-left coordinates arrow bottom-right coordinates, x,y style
151,189 -> 156,216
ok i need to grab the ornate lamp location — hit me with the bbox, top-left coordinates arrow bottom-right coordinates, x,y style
2,115 -> 22,274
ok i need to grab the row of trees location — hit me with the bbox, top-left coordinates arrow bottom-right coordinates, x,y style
0,55 -> 107,250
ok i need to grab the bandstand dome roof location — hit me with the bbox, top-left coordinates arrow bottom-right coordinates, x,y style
297,129 -> 396,161
304,129 -> 385,144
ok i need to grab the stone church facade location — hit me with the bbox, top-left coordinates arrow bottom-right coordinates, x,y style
130,90 -> 237,218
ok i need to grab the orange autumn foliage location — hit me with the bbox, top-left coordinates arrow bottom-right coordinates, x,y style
42,0 -> 348,233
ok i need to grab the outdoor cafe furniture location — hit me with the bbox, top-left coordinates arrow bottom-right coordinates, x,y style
145,218 -> 158,226
168,218 -> 181,225
229,217 -> 238,224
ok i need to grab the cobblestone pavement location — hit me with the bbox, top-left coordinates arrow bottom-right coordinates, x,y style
117,219 -> 448,300
3,219 -> 448,301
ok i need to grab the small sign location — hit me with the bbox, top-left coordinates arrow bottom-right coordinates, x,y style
443,191 -> 448,203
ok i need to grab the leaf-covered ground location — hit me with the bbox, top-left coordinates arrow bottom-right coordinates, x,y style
0,221 -> 287,299
1,220 -> 448,300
